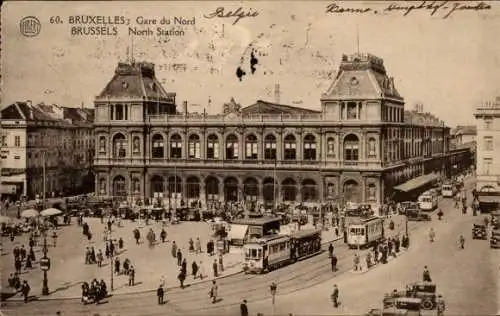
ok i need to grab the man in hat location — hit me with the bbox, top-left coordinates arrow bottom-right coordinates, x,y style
240,299 -> 249,316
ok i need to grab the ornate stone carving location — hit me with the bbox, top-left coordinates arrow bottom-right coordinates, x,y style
222,98 -> 242,115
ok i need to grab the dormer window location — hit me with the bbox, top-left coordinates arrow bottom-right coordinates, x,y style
150,82 -> 156,91
122,81 -> 129,89
350,77 -> 359,86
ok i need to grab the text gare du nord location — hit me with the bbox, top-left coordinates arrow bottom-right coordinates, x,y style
129,16 -> 196,37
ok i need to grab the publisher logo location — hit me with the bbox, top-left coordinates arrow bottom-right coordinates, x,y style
20,16 -> 41,37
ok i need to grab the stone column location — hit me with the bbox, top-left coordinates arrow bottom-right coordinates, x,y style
257,181 -> 264,204
297,182 -> 302,203
200,179 -> 206,208
219,180 -> 225,202
257,131 -> 263,161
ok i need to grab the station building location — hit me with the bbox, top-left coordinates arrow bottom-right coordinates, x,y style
93,53 -> 471,207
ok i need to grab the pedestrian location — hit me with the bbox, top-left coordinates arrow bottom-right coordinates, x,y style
189,238 -> 195,252
213,259 -> 218,277
181,258 -> 187,275
331,284 -> 339,308
109,240 -> 115,256
115,257 -> 121,275
52,231 -> 58,247
160,229 -> 166,243
97,250 -> 103,267
15,258 -> 22,274
365,252 -> 372,269
128,266 -> 135,286
118,237 -> 124,249
105,243 -> 110,259
198,261 -> 205,280
459,235 -> 465,249
171,241 -> 178,258
177,248 -> 182,266
270,282 -> 277,305
240,299 -> 249,316
195,237 -> 202,254
330,254 -> 337,272
192,261 -> 199,278
157,285 -> 164,305
218,253 -> 224,272
133,228 -> 140,245
209,280 -> 218,304
437,294 -> 446,316
423,266 -> 432,282
328,243 -> 334,258
178,269 -> 186,288
25,255 -> 32,270
353,253 -> 360,271
21,280 -> 30,303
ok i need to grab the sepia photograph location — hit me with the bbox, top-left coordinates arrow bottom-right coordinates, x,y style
0,1 -> 499,315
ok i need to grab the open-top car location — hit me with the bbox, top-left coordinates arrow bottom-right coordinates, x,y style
472,222 -> 487,240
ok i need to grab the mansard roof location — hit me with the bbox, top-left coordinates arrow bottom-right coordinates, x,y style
242,100 -> 320,115
97,61 -> 175,102
1,101 -> 94,124
322,53 -> 403,101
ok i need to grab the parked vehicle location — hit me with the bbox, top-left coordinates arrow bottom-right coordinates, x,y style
399,202 -> 419,215
472,222 -> 487,240
406,208 -> 431,222
384,282 -> 437,310
490,229 -> 500,249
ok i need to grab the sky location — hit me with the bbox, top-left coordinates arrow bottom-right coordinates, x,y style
2,1 -> 500,126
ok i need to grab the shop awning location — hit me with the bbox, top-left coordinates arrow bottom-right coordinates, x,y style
478,195 -> 500,203
393,173 -> 439,192
228,224 -> 248,241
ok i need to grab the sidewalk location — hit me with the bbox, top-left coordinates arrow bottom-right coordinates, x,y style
2,219 -> 244,301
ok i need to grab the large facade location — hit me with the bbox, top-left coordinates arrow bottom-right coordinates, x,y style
94,53 -> 465,208
0,102 -> 95,200
474,97 -> 500,193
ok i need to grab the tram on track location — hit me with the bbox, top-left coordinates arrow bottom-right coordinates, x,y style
242,229 -> 322,274
347,216 -> 385,249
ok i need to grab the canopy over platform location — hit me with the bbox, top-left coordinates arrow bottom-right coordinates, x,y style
394,173 -> 439,192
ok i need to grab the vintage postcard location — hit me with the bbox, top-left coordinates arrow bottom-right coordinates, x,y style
0,1 -> 499,316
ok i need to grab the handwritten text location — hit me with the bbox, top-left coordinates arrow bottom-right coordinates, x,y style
204,7 -> 259,25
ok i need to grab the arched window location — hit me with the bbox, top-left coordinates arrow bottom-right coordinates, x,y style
284,134 -> 296,160
112,133 -> 127,158
244,177 -> 259,201
150,175 -> 164,196
264,134 -> 277,160
282,178 -> 297,201
205,176 -> 219,201
186,176 -> 200,199
98,136 -> 106,153
226,134 -> 239,160
303,134 -> 316,160
206,134 -> 219,159
152,134 -> 164,158
327,137 -> 335,158
367,137 -> 376,158
170,134 -> 182,158
344,134 -> 359,161
245,134 -> 258,159
188,134 -> 201,159
302,179 -> 317,201
112,175 -> 127,198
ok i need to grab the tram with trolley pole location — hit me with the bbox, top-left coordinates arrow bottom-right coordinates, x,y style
347,216 -> 385,249
242,229 -> 322,274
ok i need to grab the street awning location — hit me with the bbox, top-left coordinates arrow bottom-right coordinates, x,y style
478,195 -> 500,203
228,224 -> 248,242
393,173 -> 439,192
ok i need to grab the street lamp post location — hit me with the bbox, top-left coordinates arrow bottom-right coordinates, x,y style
107,230 -> 114,291
40,227 -> 51,295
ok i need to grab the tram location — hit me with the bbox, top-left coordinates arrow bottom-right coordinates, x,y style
242,229 -> 322,274
418,190 -> 438,211
347,216 -> 385,249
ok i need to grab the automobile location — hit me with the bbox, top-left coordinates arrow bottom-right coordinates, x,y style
385,282 -> 437,310
490,229 -> 500,249
406,208 -> 431,222
399,202 -> 419,215
491,211 -> 500,230
382,297 -> 423,316
472,222 -> 487,240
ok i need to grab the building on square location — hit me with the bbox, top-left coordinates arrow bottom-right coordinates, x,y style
474,96 -> 500,211
0,102 -> 95,200
93,53 -> 470,208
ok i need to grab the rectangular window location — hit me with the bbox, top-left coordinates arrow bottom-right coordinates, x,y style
15,136 -> 21,147
484,136 -> 493,151
1,136 -> 6,147
484,158 -> 493,175
485,117 -> 493,130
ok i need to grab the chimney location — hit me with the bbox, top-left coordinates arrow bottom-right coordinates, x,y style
26,100 -> 33,120
274,84 -> 280,104
182,101 -> 188,114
